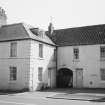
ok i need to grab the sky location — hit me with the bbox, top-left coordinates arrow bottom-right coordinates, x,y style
0,0 -> 105,30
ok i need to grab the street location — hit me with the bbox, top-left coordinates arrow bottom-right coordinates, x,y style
0,89 -> 104,105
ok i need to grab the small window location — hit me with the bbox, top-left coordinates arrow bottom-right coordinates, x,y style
100,46 -> 105,58
73,48 -> 79,59
100,69 -> 105,80
10,67 -> 17,81
48,68 -> 51,79
10,42 -> 17,57
38,30 -> 44,38
39,44 -> 43,58
53,49 -> 56,61
38,67 -> 43,81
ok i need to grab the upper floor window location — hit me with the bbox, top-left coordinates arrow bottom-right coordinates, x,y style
73,48 -> 79,59
10,66 -> 17,81
100,68 -> 105,80
38,67 -> 43,81
100,46 -> 105,58
53,49 -> 56,61
10,42 -> 17,57
39,44 -> 43,58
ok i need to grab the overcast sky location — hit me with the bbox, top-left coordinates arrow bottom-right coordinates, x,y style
0,0 -> 105,30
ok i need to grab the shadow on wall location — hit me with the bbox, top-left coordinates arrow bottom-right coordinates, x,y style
36,51 -> 56,91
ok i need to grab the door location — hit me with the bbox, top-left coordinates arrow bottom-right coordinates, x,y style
76,68 -> 83,88
48,67 -> 56,88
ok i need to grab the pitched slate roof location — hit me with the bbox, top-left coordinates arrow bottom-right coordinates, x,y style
0,23 -> 29,40
0,23 -> 55,45
47,24 -> 105,46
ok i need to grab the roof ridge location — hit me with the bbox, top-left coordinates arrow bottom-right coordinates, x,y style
23,23 -> 55,45
54,24 -> 105,31
2,23 -> 23,27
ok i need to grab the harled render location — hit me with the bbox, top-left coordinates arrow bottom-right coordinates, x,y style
47,24 -> 105,88
0,7 -> 105,91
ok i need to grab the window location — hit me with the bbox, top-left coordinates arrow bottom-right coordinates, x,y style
10,67 -> 17,81
53,49 -> 56,61
10,42 -> 17,57
38,67 -> 43,81
100,46 -> 105,58
73,48 -> 79,59
38,30 -> 44,38
39,44 -> 43,58
100,69 -> 105,80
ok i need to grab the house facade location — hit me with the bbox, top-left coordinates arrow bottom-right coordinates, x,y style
0,7 -> 105,91
0,7 -> 56,91
0,39 -> 56,91
47,24 -> 105,89
57,45 -> 105,88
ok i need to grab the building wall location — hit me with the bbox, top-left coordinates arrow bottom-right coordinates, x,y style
0,40 -> 30,90
29,40 -> 56,91
57,44 -> 105,88
0,39 -> 56,91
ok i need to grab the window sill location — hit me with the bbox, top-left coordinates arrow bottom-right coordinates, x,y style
9,56 -> 17,59
8,81 -> 17,84
73,59 -> 80,62
37,57 -> 44,60
37,81 -> 43,84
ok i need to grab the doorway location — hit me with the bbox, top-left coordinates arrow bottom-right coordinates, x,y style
57,68 -> 73,88
76,68 -> 83,88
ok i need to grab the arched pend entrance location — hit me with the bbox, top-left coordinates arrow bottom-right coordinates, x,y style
57,68 -> 73,88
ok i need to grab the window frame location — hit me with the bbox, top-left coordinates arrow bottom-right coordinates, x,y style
100,68 -> 105,81
10,66 -> 17,81
10,42 -> 17,57
38,67 -> 43,82
39,44 -> 43,58
73,48 -> 79,60
53,49 -> 56,61
100,46 -> 105,58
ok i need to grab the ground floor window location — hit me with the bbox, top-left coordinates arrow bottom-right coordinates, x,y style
100,68 -> 105,80
10,66 -> 17,81
38,67 -> 43,81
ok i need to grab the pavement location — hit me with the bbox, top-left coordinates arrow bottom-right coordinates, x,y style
0,88 -> 104,105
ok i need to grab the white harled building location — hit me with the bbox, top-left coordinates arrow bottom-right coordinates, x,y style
0,7 -> 56,91
0,7 -> 105,91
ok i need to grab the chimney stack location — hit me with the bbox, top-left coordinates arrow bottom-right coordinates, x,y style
48,22 -> 54,36
0,7 -> 7,27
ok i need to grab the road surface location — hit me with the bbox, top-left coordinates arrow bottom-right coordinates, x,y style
0,90 -> 104,105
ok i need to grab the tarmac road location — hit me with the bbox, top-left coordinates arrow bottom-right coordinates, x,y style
0,89 -> 104,105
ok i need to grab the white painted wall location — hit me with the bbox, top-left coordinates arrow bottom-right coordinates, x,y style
0,40 -> 30,90
29,40 -> 56,90
57,44 -> 105,88
0,39 -> 56,91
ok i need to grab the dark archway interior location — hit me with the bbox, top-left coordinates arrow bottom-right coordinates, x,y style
57,68 -> 73,88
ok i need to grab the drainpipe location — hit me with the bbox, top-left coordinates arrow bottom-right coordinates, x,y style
55,46 -> 58,88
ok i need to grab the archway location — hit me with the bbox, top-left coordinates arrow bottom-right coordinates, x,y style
57,68 -> 73,88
